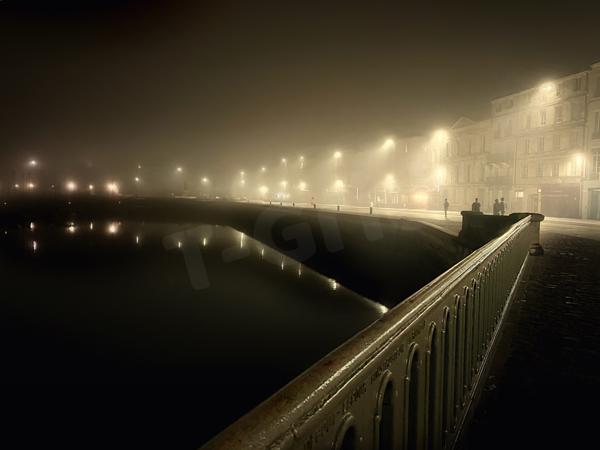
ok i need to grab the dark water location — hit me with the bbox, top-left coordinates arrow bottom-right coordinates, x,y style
0,220 -> 385,449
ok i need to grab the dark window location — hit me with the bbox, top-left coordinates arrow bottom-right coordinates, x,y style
592,149 -> 600,179
553,134 -> 560,151
555,105 -> 563,123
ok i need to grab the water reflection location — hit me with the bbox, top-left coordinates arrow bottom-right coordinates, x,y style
0,219 -> 387,447
107,222 -> 120,235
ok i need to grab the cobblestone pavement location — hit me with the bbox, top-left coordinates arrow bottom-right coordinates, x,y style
459,229 -> 600,449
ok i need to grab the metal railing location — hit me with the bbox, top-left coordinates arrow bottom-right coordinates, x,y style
203,215 -> 542,450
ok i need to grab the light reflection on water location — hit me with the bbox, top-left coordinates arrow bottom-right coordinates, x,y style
0,219 -> 387,447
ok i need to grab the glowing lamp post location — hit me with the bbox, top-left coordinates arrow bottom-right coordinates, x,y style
66,181 -> 77,193
106,182 -> 119,195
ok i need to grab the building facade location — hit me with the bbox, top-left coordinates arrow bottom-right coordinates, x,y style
439,61 -> 600,219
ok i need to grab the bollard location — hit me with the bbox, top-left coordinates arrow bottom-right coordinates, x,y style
292,202 -> 295,207
280,201 -> 283,206
337,205 -> 340,212
369,206 -> 373,215
269,200 -> 272,206
313,203 -> 317,209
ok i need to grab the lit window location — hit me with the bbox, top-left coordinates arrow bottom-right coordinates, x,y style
515,191 -> 524,199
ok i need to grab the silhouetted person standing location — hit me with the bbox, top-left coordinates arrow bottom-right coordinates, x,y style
493,198 -> 500,215
443,198 -> 449,219
471,198 -> 481,212
500,197 -> 506,215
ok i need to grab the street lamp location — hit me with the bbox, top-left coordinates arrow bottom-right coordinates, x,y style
66,181 -> 77,192
381,138 -> 395,151
106,182 -> 119,195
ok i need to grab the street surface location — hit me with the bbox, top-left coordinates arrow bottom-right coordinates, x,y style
252,200 -> 600,240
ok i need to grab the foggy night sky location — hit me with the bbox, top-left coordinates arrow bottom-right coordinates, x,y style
1,0 -> 600,180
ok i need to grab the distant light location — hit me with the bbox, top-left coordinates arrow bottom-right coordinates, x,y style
107,222 -> 120,235
177,241 -> 182,249
436,166 -> 446,182
381,138 -> 395,151
333,151 -> 342,159
281,158 -> 287,164
202,177 -> 209,184
32,241 -> 38,252
334,179 -> 344,191
106,182 -> 119,194
298,181 -> 307,191
261,166 -> 267,172
134,177 -> 140,183
88,184 -> 95,191
433,129 -> 449,142
135,235 -> 140,245
29,160 -> 37,167
67,223 -> 76,234
240,179 -> 246,186
14,184 -> 20,189
574,153 -> 584,165
259,185 -> 269,196
30,222 -> 35,230
202,237 -> 207,247
137,164 -> 142,169
280,180 -> 288,188
66,181 -> 77,192
541,82 -> 554,92
176,166 -> 183,173
413,192 -> 429,203
299,155 -> 304,160
26,182 -> 35,190
330,279 -> 338,291
89,222 -> 94,230
240,171 -> 245,177
384,174 -> 395,189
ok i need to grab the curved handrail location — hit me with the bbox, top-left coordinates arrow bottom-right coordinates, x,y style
203,215 -> 534,449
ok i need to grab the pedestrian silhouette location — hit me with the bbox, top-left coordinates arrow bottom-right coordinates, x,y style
443,198 -> 449,219
493,198 -> 500,215
471,197 -> 481,212
500,197 -> 506,215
